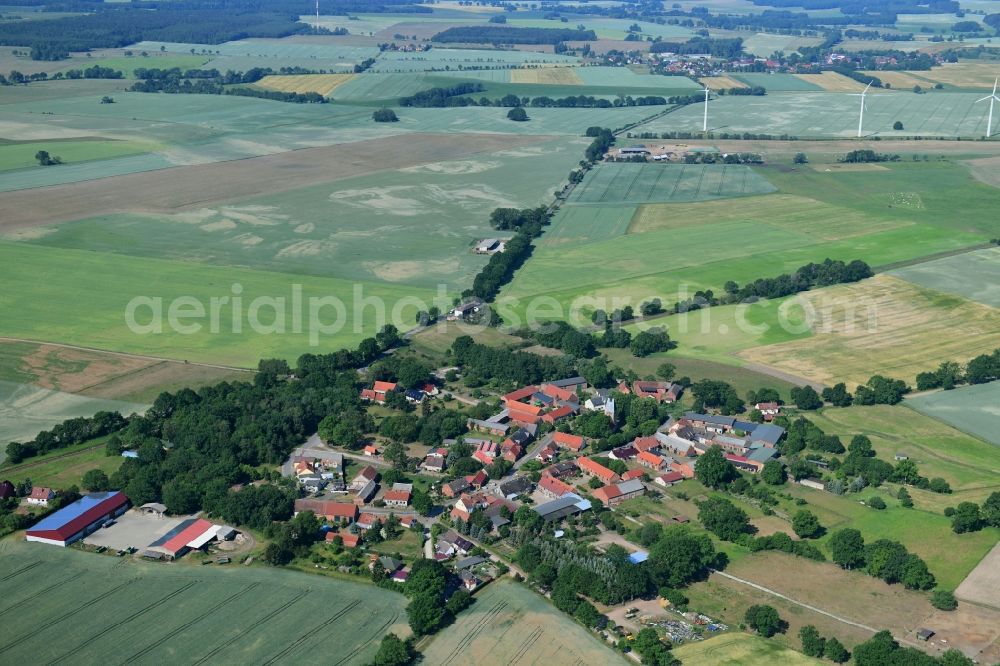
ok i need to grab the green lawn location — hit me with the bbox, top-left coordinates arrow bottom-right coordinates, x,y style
0,242 -> 436,368
0,542 -> 409,665
673,632 -> 823,665
0,139 -> 158,172
0,435 -> 122,487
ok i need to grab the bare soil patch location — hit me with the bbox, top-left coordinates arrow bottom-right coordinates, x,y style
956,542 -> 1000,609
0,132 -> 541,230
701,75 -> 747,90
963,155 -> 1000,189
0,340 -> 155,393
916,603 -> 1000,661
795,72 -> 869,92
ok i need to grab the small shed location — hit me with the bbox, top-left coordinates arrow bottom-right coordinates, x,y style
140,502 -> 167,517
917,628 -> 935,641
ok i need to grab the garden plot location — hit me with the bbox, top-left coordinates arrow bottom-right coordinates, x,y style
635,91 -> 992,137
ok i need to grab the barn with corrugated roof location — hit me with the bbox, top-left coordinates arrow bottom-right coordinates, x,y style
25,491 -> 130,547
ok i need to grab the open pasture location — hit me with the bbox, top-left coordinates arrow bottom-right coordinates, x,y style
568,163 -> 777,204
370,47 -> 578,72
257,73 -> 355,96
0,380 -> 146,453
673,633 -> 822,665
740,32 -> 824,56
389,105 -> 660,135
131,38 -> 379,67
0,542 -> 409,666
804,405 -> 1000,506
578,67 -> 700,89
0,242 -> 435,368
908,382 -> 1000,446
890,246 -> 1000,308
861,70 -> 936,90
330,72 -> 437,102
0,138 -> 157,172
18,137 -> 580,288
636,91 -> 994,138
733,73 -> 822,91
738,275 -> 1000,387
421,579 -> 628,666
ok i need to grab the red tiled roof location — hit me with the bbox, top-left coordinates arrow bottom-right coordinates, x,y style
296,499 -> 358,520
539,475 -> 573,497
633,436 -> 659,452
508,409 -> 541,425
383,490 -> 411,503
577,456 -> 619,482
541,384 -> 576,402
373,381 -> 397,392
543,405 -> 573,423
503,386 -> 538,403
657,471 -> 684,484
29,487 -> 53,500
638,450 -> 665,467
355,465 -> 377,481
553,432 -> 585,451
622,469 -> 645,481
361,389 -> 378,401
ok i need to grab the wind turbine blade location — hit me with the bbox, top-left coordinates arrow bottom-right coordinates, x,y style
978,95 -> 993,102
993,77 -> 998,96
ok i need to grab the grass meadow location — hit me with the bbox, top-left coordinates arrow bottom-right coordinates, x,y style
0,435 -> 123,484
421,579 -> 628,666
0,542 -> 409,665
890,246 -> 1000,308
907,383 -> 1000,446
0,138 -> 158,172
568,163 -> 776,204
672,632 -> 823,665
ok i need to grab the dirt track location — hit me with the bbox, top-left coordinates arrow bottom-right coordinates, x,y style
0,132 -> 541,230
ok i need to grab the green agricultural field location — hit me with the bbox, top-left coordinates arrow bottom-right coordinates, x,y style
331,72 -> 437,102
890,246 -> 1000,308
577,66 -> 701,89
0,542 -> 409,665
84,55 -> 210,77
568,163 -> 777,204
0,435 -> 123,486
421,579 -> 629,665
733,73 -> 823,90
740,33 -> 825,57
635,91 -> 994,138
371,47 -> 578,72
389,105 -> 661,135
15,137 -> 581,289
804,404 -> 1000,504
0,242 -> 436,368
0,380 -> 146,457
132,38 -> 379,63
673,633 -> 822,665
908,383 -> 1000,446
538,204 -> 637,248
0,138 -> 158,172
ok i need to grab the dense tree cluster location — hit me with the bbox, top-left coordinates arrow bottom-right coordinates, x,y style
853,631 -> 973,666
431,26 -> 597,45
6,411 -> 127,464
828,528 -> 935,589
853,374 -> 910,405
916,349 -> 1000,389
840,150 -> 901,163
372,108 -> 398,122
466,207 -> 551,302
398,82 -> 485,107
650,37 -> 744,58
946,492 -> 1000,534
130,67 -> 325,103
451,335 -> 577,387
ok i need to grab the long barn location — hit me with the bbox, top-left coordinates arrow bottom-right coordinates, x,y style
25,491 -> 130,547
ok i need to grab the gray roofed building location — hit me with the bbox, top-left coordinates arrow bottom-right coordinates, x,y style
747,447 -> 779,463
496,476 -> 533,498
456,555 -> 487,570
749,423 -> 785,446
685,412 -> 737,429
534,495 -> 586,521
547,376 -> 587,390
733,420 -> 757,432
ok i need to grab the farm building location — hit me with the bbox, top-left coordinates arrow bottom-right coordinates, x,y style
27,487 -> 55,506
25,491 -> 130,547
592,479 -> 645,507
534,494 -> 591,522
474,238 -> 506,255
139,502 -> 167,517
0,480 -> 14,499
145,518 -> 223,560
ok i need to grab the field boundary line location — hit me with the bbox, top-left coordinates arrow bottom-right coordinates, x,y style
710,569 -> 926,649
874,243 -> 994,273
0,337 -> 255,373
1,443 -> 108,473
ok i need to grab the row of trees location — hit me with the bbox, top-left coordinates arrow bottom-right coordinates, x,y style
916,348 -> 1000,389
946,492 -> 1000,534
431,26 -> 597,44
6,411 -> 127,464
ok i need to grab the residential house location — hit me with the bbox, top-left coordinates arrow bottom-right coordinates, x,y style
628,381 -> 683,403
576,456 -> 619,484
545,460 -> 579,479
350,466 -> 378,491
536,442 -> 559,463
459,569 -> 480,591
539,474 -> 573,498
451,492 -> 488,522
725,453 -> 764,473
405,389 -> 425,404
472,441 -> 499,465
654,471 -> 684,487
610,445 -> 638,461
622,468 -> 645,482
592,479 -> 645,507
422,448 -> 447,473
553,432 -> 585,452
467,418 -> 510,437
27,487 -> 55,506
654,432 -> 698,457
299,474 -> 326,494
495,476 -> 533,499
363,444 -> 379,457
466,469 -> 488,489
539,383 -> 578,404
328,531 -> 360,548
361,381 -> 397,404
542,405 -> 575,425
633,436 -> 659,453
584,391 -> 616,419
755,402 -> 781,420
638,450 -> 667,470
442,478 -> 471,498
357,512 -> 382,530
670,458 -> 697,479
354,480 -> 377,505
383,489 -> 411,507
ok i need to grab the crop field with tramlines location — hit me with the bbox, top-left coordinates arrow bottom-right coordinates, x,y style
0,542 -> 409,666
421,580 -> 628,666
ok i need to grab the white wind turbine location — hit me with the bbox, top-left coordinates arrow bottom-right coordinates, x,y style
976,77 -> 1000,138
701,85 -> 710,132
849,82 -> 872,138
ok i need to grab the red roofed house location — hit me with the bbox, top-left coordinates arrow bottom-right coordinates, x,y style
542,405 -> 574,424
508,408 -> 542,426
632,436 -> 659,453
755,402 -> 781,421
576,456 -> 619,484
27,486 -> 55,506
350,466 -> 378,490
466,469 -> 489,489
503,386 -> 538,405
539,474 -> 574,498
25,491 -> 129,547
638,450 -> 667,470
725,453 -> 764,473
363,444 -> 379,457
622,468 -> 645,482
383,490 -> 411,507
442,478 -> 471,498
553,432 -> 585,452
360,388 -> 378,402
628,381 -> 682,403
422,448 -> 447,472
670,459 -> 697,479
328,531 -> 360,548
502,443 -> 522,463
295,499 -> 358,524
374,380 -> 397,398
536,443 -> 558,463
357,512 -> 383,530
654,471 -> 684,487
540,383 -> 578,403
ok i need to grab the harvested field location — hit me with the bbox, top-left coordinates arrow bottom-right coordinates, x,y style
510,67 -> 583,85
908,382 -> 1000,446
794,72 -> 870,91
734,73 -> 822,91
810,163 -> 889,172
673,633 -> 822,665
861,70 -> 935,90
964,155 -> 1000,189
0,542 -> 409,666
890,246 -> 1000,308
738,275 -> 1000,387
421,579 -> 628,665
913,61 -> 1000,89
700,75 -> 747,90
257,73 -> 355,96
0,132 -> 539,231
956,542 -> 1000,609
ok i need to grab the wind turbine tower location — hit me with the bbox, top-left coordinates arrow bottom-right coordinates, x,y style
315,0 -> 320,31
849,82 -> 872,138
976,77 -> 1000,138
702,85 -> 710,132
